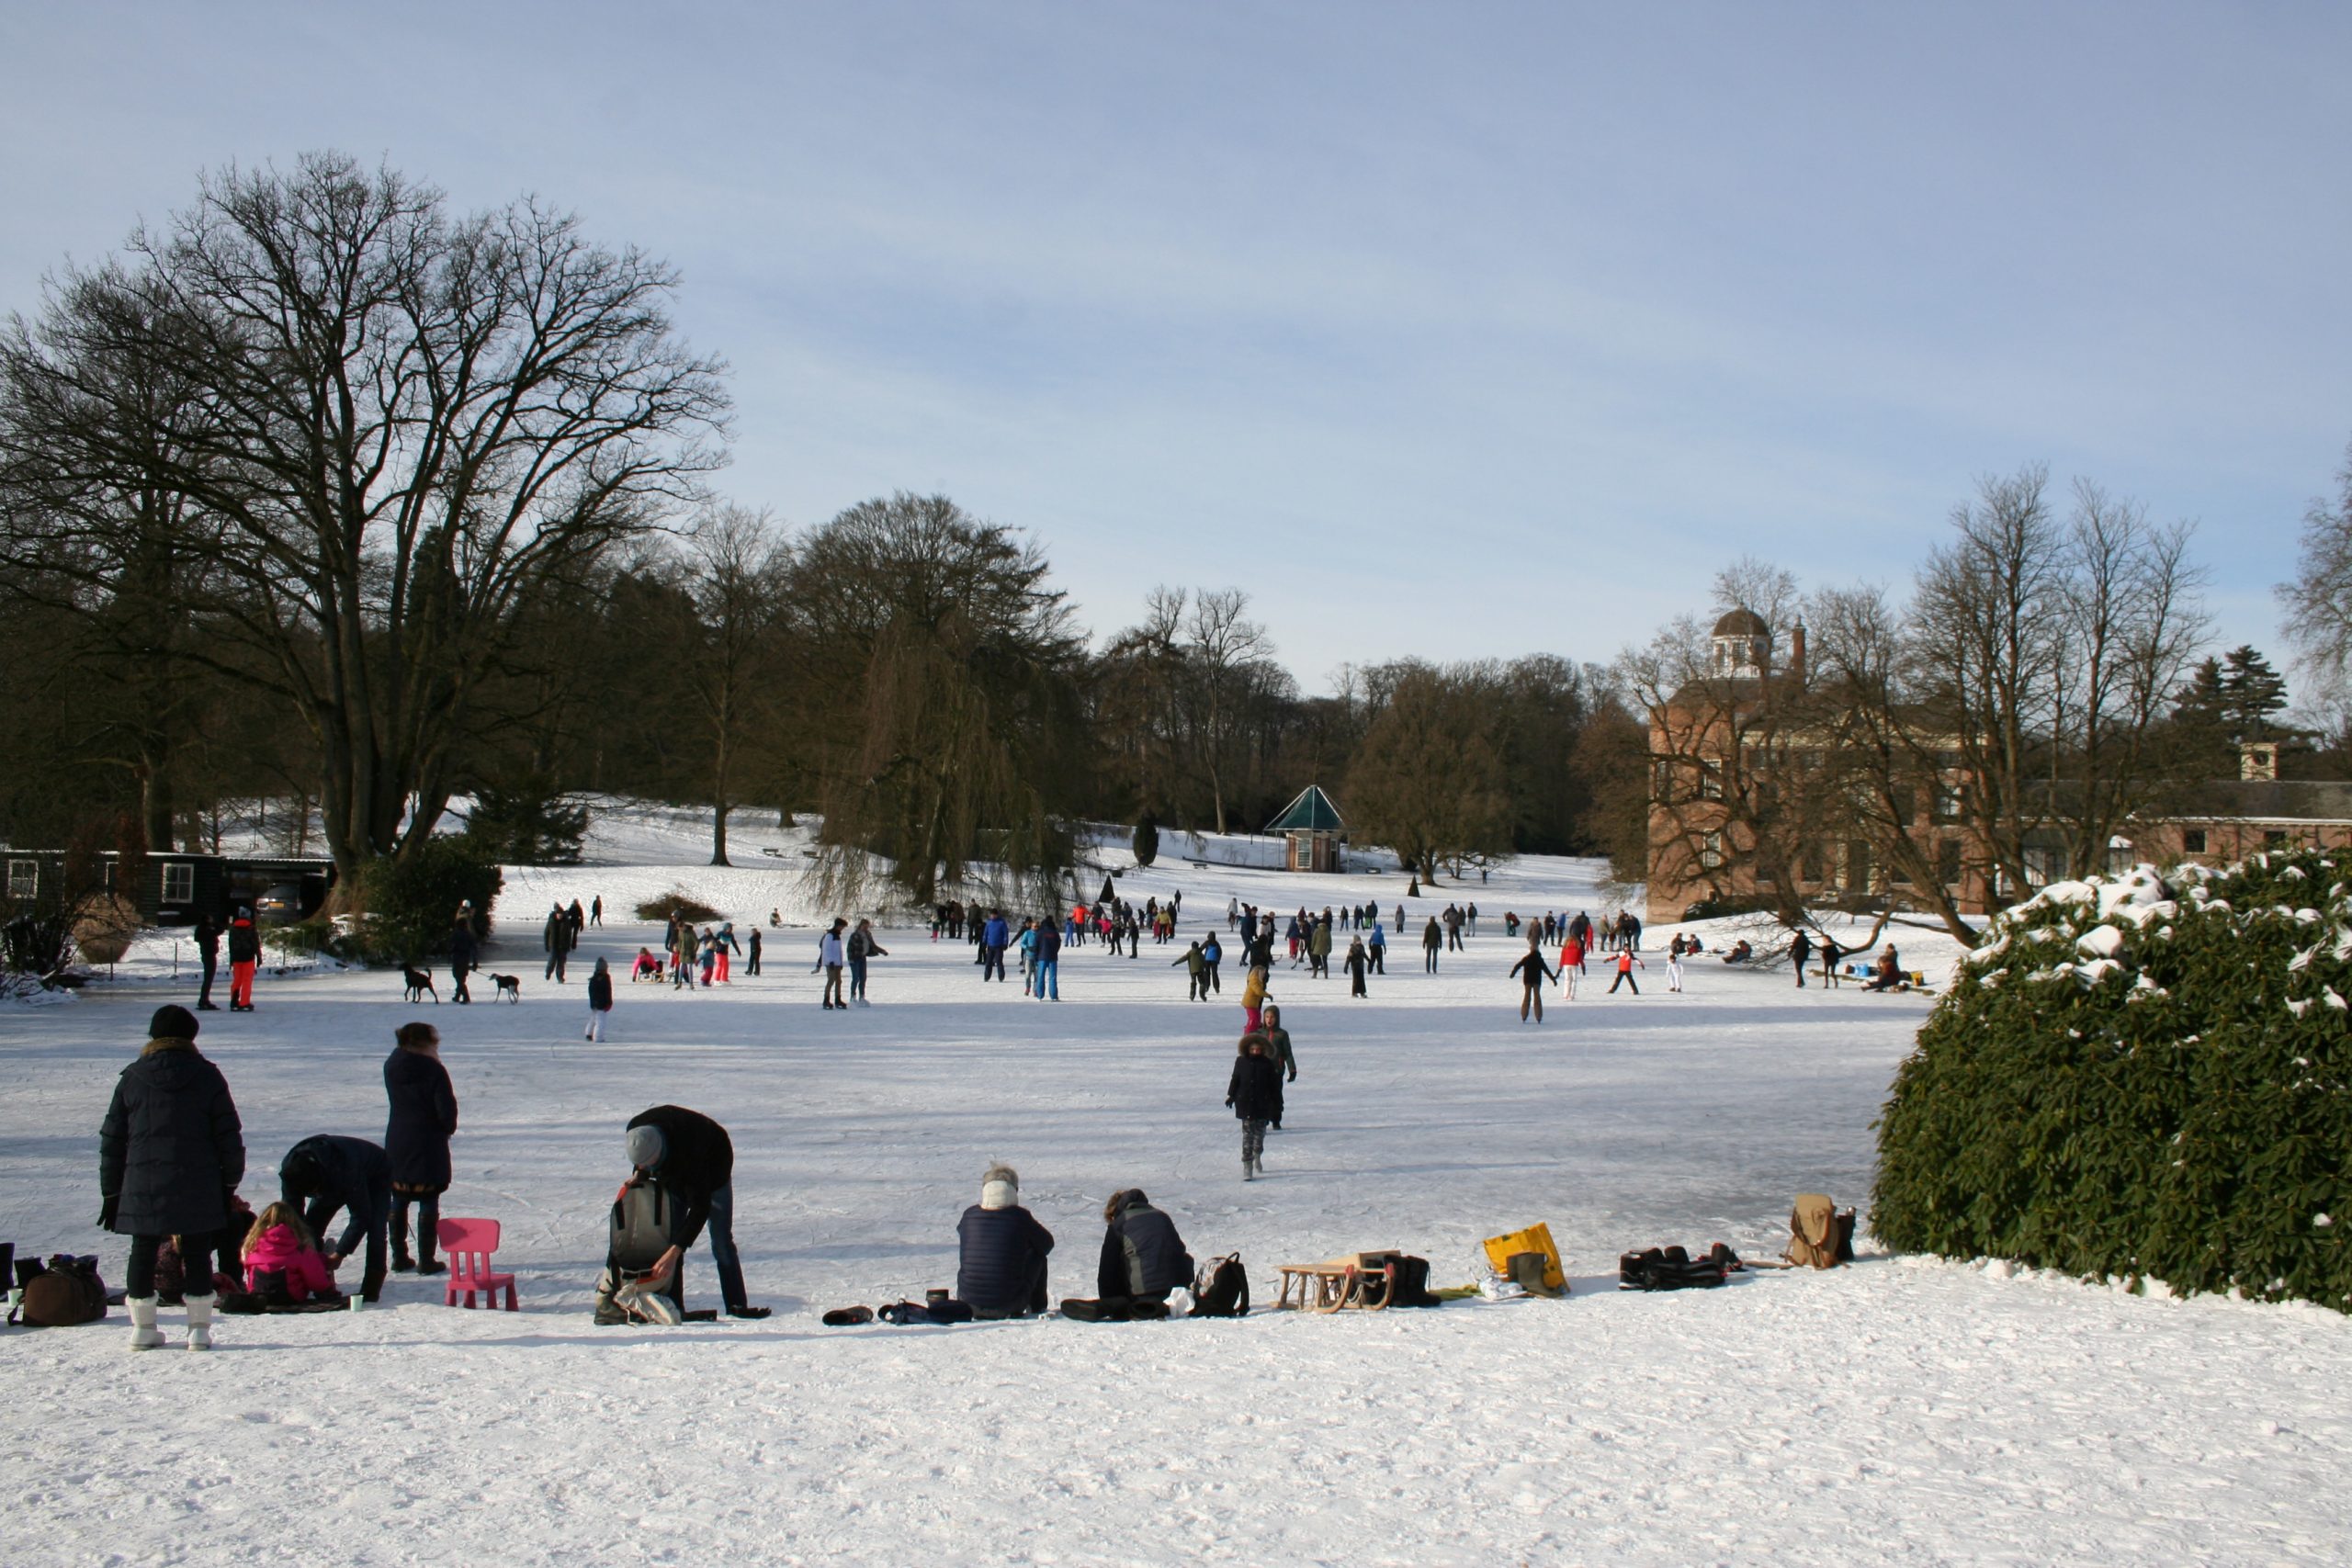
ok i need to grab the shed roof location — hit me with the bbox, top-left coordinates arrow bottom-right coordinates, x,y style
1266,784 -> 1345,833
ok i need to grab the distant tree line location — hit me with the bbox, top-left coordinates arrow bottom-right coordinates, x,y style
0,154 -> 1634,912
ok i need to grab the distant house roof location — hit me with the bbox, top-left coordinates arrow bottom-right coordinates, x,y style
1713,607 -> 1769,638
1266,785 -> 1345,834
2180,780 -> 2352,823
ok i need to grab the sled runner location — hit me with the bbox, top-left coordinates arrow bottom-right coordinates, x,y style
1276,1253 -> 1397,1312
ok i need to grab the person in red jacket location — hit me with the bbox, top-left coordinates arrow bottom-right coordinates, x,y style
1559,933 -> 1586,998
1608,948 -> 1645,995
226,908 -> 260,1011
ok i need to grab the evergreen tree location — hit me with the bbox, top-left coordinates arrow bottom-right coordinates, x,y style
2218,645 -> 2290,741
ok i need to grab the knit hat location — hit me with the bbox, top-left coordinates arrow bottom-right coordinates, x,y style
149,1004 -> 199,1041
628,1123 -> 667,1171
979,1163 -> 1019,1211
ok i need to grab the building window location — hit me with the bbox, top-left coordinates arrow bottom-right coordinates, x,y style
6,860 -> 34,899
1699,765 -> 1724,802
2266,829 -> 2289,849
1700,831 -> 1724,870
1932,784 -> 1962,824
1652,758 -> 1674,805
1938,838 -> 1962,886
2181,829 -> 2207,855
162,862 -> 195,904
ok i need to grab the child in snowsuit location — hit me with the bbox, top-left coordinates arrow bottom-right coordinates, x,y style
241,1201 -> 340,1303
1227,1033 -> 1283,1180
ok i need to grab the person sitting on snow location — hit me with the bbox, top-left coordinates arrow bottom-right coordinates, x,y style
1094,1189 -> 1193,1309
956,1163 -> 1054,1318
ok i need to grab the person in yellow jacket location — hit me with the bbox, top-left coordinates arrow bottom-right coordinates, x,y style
1240,964 -> 1272,1032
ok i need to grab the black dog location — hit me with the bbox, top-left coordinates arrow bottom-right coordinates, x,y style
401,967 -> 440,1004
490,974 -> 521,1003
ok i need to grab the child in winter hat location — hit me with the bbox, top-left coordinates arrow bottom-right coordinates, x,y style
979,1163 -> 1020,1211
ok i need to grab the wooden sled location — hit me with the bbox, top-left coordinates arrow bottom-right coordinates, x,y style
1276,1253 -> 1398,1313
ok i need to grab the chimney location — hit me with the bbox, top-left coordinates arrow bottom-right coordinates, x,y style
1786,623 -> 1807,689
2240,740 -> 2278,782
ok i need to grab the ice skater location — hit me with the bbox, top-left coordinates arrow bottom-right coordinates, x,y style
1510,937 -> 1558,1021
1608,948 -> 1645,995
1227,1033 -> 1283,1181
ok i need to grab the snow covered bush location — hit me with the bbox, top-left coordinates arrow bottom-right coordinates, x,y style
1875,851 -> 2352,1310
636,891 -> 721,924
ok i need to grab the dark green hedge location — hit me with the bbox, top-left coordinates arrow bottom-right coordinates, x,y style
352,839 -> 505,964
1874,850 -> 2352,1309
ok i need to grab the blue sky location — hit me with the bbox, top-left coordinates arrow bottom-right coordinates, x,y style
6,3 -> 2347,693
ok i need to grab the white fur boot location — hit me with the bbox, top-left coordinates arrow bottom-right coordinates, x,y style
184,1293 -> 215,1351
128,1296 -> 165,1351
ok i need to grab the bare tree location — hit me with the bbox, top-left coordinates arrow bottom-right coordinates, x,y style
2278,440 -> 2352,705
0,152 -> 728,884
679,504 -> 792,865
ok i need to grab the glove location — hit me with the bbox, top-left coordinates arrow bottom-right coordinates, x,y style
98,1194 -> 119,1230
1287,1070 -> 1296,1083
1224,1098 -> 1234,1108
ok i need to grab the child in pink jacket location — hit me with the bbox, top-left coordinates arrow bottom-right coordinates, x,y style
241,1201 -> 340,1301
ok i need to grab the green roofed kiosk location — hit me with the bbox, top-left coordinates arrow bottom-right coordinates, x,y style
1266,785 -> 1345,873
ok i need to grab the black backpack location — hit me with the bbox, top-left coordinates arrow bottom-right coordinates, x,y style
1191,1253 -> 1250,1317
609,1174 -> 692,1276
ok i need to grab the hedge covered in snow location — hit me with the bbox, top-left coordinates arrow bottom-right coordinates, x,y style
1874,850 -> 2352,1310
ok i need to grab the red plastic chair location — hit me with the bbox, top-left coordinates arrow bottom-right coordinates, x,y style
437,1217 -> 518,1311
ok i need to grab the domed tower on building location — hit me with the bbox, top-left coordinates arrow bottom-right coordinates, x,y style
1710,607 -> 1770,680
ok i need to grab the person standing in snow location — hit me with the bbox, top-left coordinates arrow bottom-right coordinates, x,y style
590,895 -> 603,927
193,911 -> 222,1011
1344,934 -> 1371,997
1227,1033 -> 1283,1180
226,907 -> 260,1011
384,1021 -> 456,1275
1510,937 -> 1557,1021
1201,931 -> 1223,994
543,902 -> 575,984
586,956 -> 615,1039
1240,962 -> 1271,1029
1790,928 -> 1813,987
1175,939 -> 1209,1000
746,926 -> 763,976
1308,913 -> 1334,978
1608,948 -> 1645,995
100,1004 -> 244,1350
1819,934 -> 1843,988
817,919 -> 848,1010
567,898 -> 586,940
847,919 -> 888,1006
1227,897 -> 1239,931
980,909 -> 1010,982
1422,916 -> 1443,973
1367,919 -> 1386,974
1261,1005 -> 1298,1120
716,921 -> 740,983
447,914 -> 477,1004
956,1163 -> 1054,1318
1031,917 -> 1062,1000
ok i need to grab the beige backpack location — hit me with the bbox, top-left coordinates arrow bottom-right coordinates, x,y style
1785,1193 -> 1856,1269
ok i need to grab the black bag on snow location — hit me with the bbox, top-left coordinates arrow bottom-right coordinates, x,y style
1191,1253 -> 1250,1317
1616,1246 -> 1732,1292
1385,1254 -> 1444,1307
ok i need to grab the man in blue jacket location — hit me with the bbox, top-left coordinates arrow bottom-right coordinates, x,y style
1031,919 -> 1062,1000
980,911 -> 1010,982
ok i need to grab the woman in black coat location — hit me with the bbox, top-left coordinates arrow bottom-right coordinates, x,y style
99,1004 -> 245,1349
1227,1033 -> 1283,1181
384,1021 -> 458,1274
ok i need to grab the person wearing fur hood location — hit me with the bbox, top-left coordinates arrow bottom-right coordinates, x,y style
955,1163 -> 1054,1318
98,1004 -> 246,1350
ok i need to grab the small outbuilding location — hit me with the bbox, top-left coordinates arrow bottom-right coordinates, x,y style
1265,785 -> 1346,873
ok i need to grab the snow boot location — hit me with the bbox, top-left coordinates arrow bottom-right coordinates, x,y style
1243,1160 -> 1256,1181
184,1293 -> 216,1351
128,1295 -> 165,1351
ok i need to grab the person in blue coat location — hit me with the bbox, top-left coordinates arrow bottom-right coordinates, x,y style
980,911 -> 1010,981
1031,919 -> 1062,1000
279,1134 -> 394,1302
956,1164 -> 1053,1317
99,1004 -> 245,1349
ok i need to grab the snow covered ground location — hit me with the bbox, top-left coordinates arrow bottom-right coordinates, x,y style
5,833 -> 2348,1564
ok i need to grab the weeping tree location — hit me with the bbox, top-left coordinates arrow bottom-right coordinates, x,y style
0,152 -> 729,886
796,493 -> 1088,909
